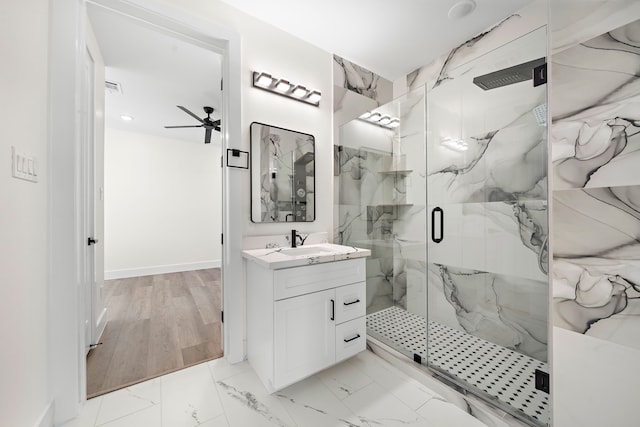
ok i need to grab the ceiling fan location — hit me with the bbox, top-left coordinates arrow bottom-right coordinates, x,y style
164,105 -> 221,144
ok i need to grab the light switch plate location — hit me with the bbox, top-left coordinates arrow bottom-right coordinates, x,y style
12,146 -> 38,183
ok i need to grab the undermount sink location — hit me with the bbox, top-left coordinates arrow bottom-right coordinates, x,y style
279,246 -> 333,256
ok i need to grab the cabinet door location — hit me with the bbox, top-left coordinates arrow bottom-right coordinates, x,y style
274,289 -> 335,389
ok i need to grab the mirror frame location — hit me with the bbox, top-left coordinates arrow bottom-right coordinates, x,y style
250,122 -> 316,223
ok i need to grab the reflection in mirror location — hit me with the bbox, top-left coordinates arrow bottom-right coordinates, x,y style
250,122 -> 315,222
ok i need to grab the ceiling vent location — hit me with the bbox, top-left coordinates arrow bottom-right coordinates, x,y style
105,80 -> 123,94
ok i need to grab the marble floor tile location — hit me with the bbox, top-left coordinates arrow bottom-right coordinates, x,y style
342,382 -> 433,427
198,414 -> 230,427
214,370 -> 296,427
99,405 -> 161,427
277,376 -> 361,427
208,357 -> 252,381
417,399 -> 488,427
161,362 -> 225,427
347,350 -> 436,411
95,378 -> 160,426
315,358 -> 373,400
73,350 -> 494,427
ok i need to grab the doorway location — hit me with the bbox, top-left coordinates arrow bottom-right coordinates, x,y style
85,2 -> 224,397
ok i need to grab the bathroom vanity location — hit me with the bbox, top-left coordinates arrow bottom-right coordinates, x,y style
242,243 -> 370,393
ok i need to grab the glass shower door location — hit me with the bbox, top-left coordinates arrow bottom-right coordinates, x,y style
337,88 -> 428,362
425,27 -> 550,426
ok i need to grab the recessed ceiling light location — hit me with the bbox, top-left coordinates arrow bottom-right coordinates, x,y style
120,115 -> 134,121
448,0 -> 476,20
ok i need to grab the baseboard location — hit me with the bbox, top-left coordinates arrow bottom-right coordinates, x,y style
34,401 -> 54,427
105,260 -> 221,280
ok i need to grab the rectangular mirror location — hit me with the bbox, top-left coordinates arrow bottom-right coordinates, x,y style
250,122 -> 315,222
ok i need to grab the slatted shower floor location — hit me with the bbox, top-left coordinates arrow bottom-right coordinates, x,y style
366,306 -> 549,426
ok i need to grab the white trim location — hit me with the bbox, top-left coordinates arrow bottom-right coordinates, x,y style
105,260 -> 222,279
34,401 -> 54,427
49,0 -> 243,423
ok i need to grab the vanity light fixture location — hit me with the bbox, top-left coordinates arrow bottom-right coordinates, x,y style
275,79 -> 291,92
255,72 -> 274,87
358,110 -> 400,130
378,116 -> 392,126
292,85 -> 308,98
252,71 -> 322,106
368,112 -> 382,121
440,136 -> 469,151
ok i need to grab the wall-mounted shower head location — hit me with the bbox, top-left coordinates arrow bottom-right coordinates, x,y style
473,57 -> 546,90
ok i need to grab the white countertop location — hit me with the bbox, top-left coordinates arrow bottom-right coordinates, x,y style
242,243 -> 371,269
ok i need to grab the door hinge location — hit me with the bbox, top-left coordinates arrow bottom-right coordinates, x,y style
220,79 -> 223,91
221,310 -> 224,323
221,155 -> 223,168
221,233 -> 223,245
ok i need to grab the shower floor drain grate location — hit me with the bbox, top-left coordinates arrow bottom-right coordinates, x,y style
367,306 -> 549,425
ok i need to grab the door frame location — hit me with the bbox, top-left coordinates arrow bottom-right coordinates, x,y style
49,0 -> 243,423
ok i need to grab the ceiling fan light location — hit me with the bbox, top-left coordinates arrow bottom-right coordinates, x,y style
255,72 -> 273,87
292,85 -> 308,98
275,79 -> 292,92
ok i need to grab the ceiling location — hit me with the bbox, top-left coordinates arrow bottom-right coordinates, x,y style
88,1 -> 534,145
217,0 -> 535,81
87,4 -> 222,145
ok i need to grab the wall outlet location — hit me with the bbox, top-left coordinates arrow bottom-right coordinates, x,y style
11,146 -> 38,183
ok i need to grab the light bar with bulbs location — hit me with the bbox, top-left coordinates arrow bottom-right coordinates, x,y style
358,110 -> 400,130
440,136 -> 469,151
252,71 -> 322,107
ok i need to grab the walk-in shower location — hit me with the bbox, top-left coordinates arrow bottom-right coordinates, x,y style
336,27 -> 549,427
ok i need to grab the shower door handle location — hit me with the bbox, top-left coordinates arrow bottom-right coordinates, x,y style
431,207 -> 443,243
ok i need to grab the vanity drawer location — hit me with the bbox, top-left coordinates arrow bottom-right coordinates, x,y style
335,317 -> 366,362
334,282 -> 366,324
274,258 -> 365,300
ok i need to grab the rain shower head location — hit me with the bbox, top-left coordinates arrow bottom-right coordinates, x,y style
473,57 -> 546,90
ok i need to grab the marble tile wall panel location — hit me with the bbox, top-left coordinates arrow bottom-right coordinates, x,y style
405,1 -> 547,93
551,17 -> 640,350
427,201 -> 548,283
428,263 -> 548,362
333,54 -> 392,105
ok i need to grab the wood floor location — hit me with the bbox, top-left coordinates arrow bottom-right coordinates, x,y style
86,269 -> 222,398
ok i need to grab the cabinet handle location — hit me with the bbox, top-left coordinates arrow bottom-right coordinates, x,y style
343,299 -> 361,306
344,334 -> 361,343
431,207 -> 443,243
330,299 -> 335,321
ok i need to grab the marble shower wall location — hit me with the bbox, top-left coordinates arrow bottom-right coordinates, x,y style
337,90 -> 426,315
412,7 -> 549,362
551,17 -> 640,350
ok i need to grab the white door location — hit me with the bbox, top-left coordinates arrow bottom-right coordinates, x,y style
84,20 -> 107,354
274,289 -> 336,388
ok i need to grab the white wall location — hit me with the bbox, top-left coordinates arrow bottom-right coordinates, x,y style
104,127 -> 222,278
163,0 -> 334,240
0,1 -> 53,426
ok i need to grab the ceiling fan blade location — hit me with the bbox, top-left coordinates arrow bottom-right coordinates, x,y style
164,125 -> 203,128
213,119 -> 221,132
204,128 -> 212,144
177,105 -> 204,123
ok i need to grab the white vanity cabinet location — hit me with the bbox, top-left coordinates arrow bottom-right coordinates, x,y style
246,258 -> 366,393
